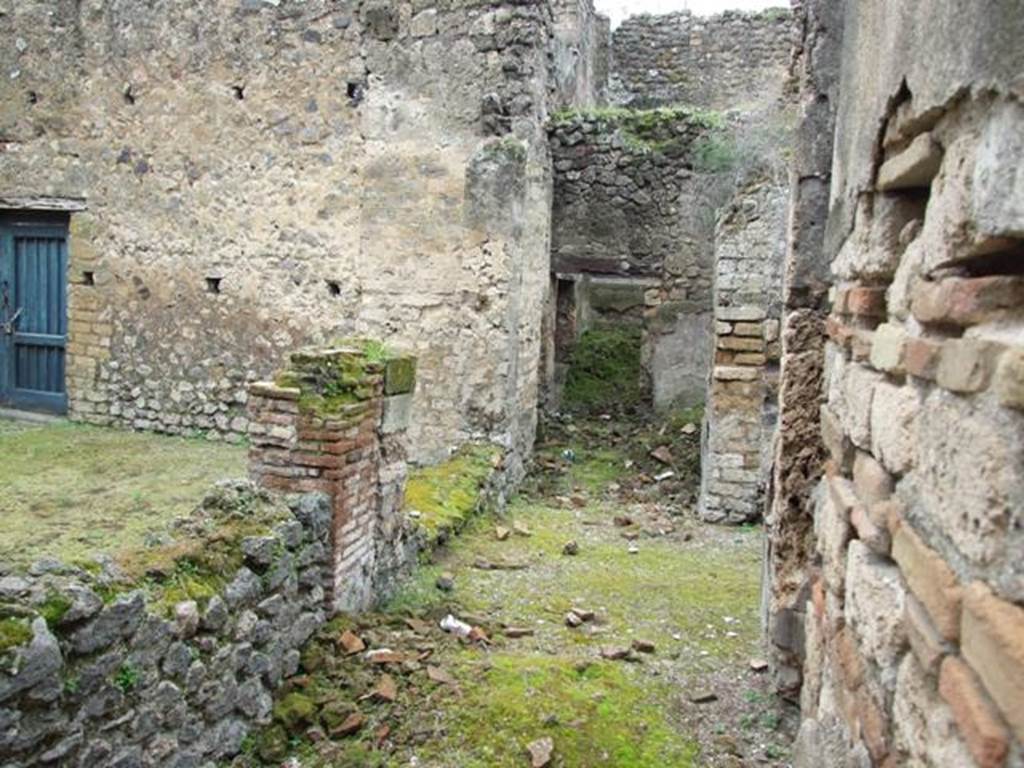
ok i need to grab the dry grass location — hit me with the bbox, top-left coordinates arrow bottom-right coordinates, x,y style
0,420 -> 246,569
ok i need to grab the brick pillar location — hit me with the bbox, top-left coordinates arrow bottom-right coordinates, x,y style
246,345 -> 416,612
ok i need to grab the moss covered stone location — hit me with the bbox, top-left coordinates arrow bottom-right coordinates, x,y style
274,692 -> 317,733
0,617 -> 31,653
384,356 -> 417,395
403,443 -> 501,538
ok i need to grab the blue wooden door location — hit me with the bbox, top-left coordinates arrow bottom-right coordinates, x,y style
0,217 -> 69,414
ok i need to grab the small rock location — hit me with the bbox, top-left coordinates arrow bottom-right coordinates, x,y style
173,601 -> 199,639
650,446 -> 674,465
339,630 -> 365,654
654,470 -> 675,482
527,736 -> 554,767
570,494 -> 587,508
436,573 -> 455,592
565,612 -> 584,628
681,423 -> 698,435
505,627 -> 535,638
569,608 -> 594,622
427,665 -> 457,686
468,626 -> 489,644
495,526 -> 511,541
365,649 -> 405,665
627,544 -> 639,555
689,690 -> 718,704
331,712 -> 366,737
513,523 -> 532,537
562,540 -> 579,556
613,516 -> 633,527
749,658 -> 769,673
600,646 -> 630,660
632,640 -> 656,654
372,674 -> 398,702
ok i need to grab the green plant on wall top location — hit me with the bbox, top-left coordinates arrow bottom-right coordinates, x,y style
563,326 -> 646,412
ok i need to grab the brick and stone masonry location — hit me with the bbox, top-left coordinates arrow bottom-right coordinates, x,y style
785,1 -> 1024,765
247,345 -> 418,613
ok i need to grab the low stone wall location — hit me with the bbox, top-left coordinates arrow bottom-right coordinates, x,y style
698,180 -> 787,524
0,485 -> 331,767
247,344 -> 418,614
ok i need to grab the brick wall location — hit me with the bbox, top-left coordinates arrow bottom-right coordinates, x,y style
792,1 -> 1024,762
247,346 -> 419,613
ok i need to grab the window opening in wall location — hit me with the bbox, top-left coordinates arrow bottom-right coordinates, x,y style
82,271 -> 95,286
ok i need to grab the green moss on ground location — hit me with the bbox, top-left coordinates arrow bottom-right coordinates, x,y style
563,327 -> 645,412
0,421 -> 246,569
403,443 -> 501,538
412,654 -> 700,768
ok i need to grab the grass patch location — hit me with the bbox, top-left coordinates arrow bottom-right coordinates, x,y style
563,327 -> 645,412
0,421 -> 246,569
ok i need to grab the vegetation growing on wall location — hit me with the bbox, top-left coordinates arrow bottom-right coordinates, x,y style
563,327 -> 646,412
403,443 -> 502,540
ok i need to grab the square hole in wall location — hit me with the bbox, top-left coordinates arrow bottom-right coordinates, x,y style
326,280 -> 342,297
81,271 -> 95,286
205,277 -> 222,295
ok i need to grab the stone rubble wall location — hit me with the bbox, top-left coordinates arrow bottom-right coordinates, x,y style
609,9 -> 793,111
791,1 -> 1024,765
547,111 -> 728,409
0,0 -> 592,472
0,491 -> 333,768
247,346 -> 419,613
549,0 -> 611,109
698,180 -> 787,524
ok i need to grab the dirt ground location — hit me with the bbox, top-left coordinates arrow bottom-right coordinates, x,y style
233,412 -> 797,768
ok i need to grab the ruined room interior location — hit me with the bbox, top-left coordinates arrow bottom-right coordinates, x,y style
0,0 -> 1021,766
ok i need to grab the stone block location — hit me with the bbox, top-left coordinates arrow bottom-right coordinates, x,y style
841,363 -> 882,451
733,322 -> 765,337
820,405 -> 853,471
852,451 -> 893,505
869,323 -> 906,374
718,305 -> 767,322
869,380 -> 919,475
993,348 -> 1024,410
877,133 -> 942,191
904,337 -> 941,380
974,99 -> 1024,241
381,393 -> 414,434
846,286 -> 888,318
915,386 -> 1021,564
816,477 -> 853,594
409,8 -> 438,37
891,517 -> 962,642
850,503 -> 890,555
893,653 -> 975,767
714,366 -> 759,381
845,540 -> 907,682
961,582 -> 1024,742
384,356 -> 417,395
905,594 -> 952,677
938,656 -> 1010,768
937,339 -> 1002,394
718,336 -> 765,352
734,352 -> 768,366
912,276 -> 1024,327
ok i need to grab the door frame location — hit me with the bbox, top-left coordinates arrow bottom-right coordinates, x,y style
0,210 -> 71,414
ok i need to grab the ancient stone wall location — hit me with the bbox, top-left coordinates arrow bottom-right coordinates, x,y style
0,488 -> 332,767
246,345 -> 418,613
790,1 -> 1024,765
610,9 -> 793,111
547,110 -> 733,409
0,0 -> 588,472
698,180 -> 786,524
549,0 -> 610,109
